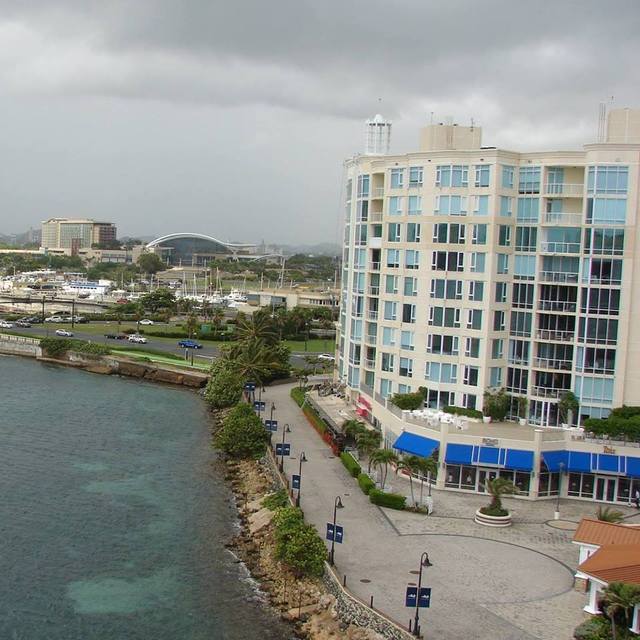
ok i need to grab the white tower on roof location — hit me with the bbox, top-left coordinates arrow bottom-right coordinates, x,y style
364,113 -> 391,155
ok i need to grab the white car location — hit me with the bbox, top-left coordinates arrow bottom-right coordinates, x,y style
0,320 -> 14,328
128,334 -> 148,344
55,329 -> 73,337
45,316 -> 63,323
318,353 -> 336,362
139,319 -> 154,325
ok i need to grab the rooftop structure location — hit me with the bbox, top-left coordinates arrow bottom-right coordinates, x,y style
146,233 -> 256,267
41,218 -> 117,252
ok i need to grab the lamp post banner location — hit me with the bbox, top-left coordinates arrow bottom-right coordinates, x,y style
418,587 -> 431,608
292,474 -> 300,489
253,400 -> 266,411
405,586 -> 418,608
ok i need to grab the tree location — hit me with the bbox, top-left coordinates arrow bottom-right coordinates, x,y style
211,307 -> 225,330
186,313 -> 198,338
355,430 -> 382,471
558,391 -> 579,426
204,361 -> 244,409
397,456 -> 421,507
370,449 -> 398,491
602,581 -> 640,640
481,477 -> 518,516
415,456 -> 438,505
596,506 -> 625,523
139,288 -> 176,313
213,403 -> 269,458
224,338 -> 282,384
137,252 -> 165,274
235,312 -> 278,345
482,388 -> 511,421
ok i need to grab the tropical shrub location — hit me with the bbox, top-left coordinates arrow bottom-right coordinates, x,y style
40,337 -> 72,357
40,337 -> 111,357
369,489 -> 406,510
273,506 -> 326,577
480,477 -> 517,516
204,360 -> 244,409
262,489 -> 290,511
340,452 -> 361,478
290,387 -> 305,407
443,405 -> 483,419
213,403 -> 269,458
357,473 -> 375,495
482,388 -> 511,421
390,391 -> 424,411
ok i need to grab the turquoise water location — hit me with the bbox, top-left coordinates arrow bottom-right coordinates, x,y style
0,356 -> 290,639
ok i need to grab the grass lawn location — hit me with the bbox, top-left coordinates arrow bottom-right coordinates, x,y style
110,349 -> 211,371
284,338 -> 334,353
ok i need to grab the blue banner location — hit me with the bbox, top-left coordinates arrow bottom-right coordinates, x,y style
334,525 -> 344,543
264,420 -> 278,431
418,587 -> 431,608
326,523 -> 334,541
283,443 -> 291,456
405,586 -> 418,608
253,401 -> 265,410
292,474 -> 300,489
244,382 -> 256,391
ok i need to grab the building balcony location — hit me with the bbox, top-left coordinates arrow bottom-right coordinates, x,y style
369,262 -> 380,271
538,271 -> 579,284
538,300 -> 577,313
533,357 -> 573,371
531,386 -> 566,399
535,329 -> 575,342
367,310 -> 379,321
348,357 -> 361,366
543,212 -> 583,225
368,285 -> 380,295
508,357 -> 530,366
364,359 -> 376,369
540,241 -> 581,254
543,183 -> 584,197
365,334 -> 377,346
372,187 -> 385,198
368,237 -> 382,249
369,211 -> 383,222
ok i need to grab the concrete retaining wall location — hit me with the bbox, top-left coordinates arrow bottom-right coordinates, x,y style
0,334 -> 41,358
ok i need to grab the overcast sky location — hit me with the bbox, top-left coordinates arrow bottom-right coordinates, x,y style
0,0 -> 638,244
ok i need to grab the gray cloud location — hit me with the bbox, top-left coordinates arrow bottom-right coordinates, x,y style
0,0 -> 638,241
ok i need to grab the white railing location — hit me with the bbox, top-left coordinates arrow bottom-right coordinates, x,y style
531,386 -> 565,398
365,334 -> 377,345
372,187 -> 384,198
544,183 -> 584,197
369,262 -> 380,271
367,311 -> 379,320
369,212 -> 383,222
368,286 -> 380,295
533,357 -> 573,371
0,332 -> 39,345
364,359 -> 376,369
543,212 -> 583,225
535,329 -> 575,342
538,271 -> 579,283
538,300 -> 577,313
540,241 -> 581,254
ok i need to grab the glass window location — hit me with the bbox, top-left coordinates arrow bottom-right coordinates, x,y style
407,222 -> 421,242
497,253 -> 509,274
380,378 -> 393,398
498,225 -> 511,247
510,311 -> 532,337
492,339 -> 504,359
467,308 -> 482,329
399,357 -> 413,377
517,198 -> 539,222
382,327 -> 396,346
584,228 -> 624,255
408,195 -> 422,215
402,303 -> 416,323
436,195 -> 468,215
514,255 -> 536,280
493,310 -> 505,331
475,165 -> 490,187
463,366 -> 479,386
518,166 -> 540,194
387,222 -> 401,242
405,250 -> 420,270
465,337 -> 480,358
436,164 -> 468,187
468,281 -> 484,302
383,301 -> 397,320
502,165 -> 515,189
390,168 -> 404,189
490,367 -> 503,387
515,226 -> 537,252
403,277 -> 417,296
409,166 -> 423,186
388,196 -> 404,215
587,198 -> 626,224
474,195 -> 489,215
588,166 -> 628,194
400,330 -> 414,351
385,274 -> 398,294
381,353 -> 395,372
357,174 -> 370,197
495,282 -> 508,303
472,224 -> 487,245
386,248 -> 400,268
499,196 -> 512,217
470,252 -> 485,273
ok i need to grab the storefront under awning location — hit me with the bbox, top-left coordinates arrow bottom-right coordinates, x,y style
444,443 -> 533,471
392,432 -> 439,458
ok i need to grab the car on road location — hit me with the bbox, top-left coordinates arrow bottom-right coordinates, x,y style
45,316 -> 63,323
139,319 -> 154,325
16,321 -> 32,328
178,339 -> 203,349
317,353 -> 336,362
55,329 -> 73,337
104,334 -> 130,340
0,320 -> 15,328
128,334 -> 148,344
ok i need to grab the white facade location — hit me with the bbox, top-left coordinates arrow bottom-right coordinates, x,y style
338,109 -> 640,428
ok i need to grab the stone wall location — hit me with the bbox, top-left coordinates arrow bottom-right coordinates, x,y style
0,335 -> 41,358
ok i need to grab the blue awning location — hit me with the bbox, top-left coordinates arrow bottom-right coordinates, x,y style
392,432 -> 439,458
542,450 -> 568,472
567,451 -> 591,472
477,446 -> 500,466
593,453 -> 623,474
505,449 -> 534,471
445,443 -> 473,465
627,458 -> 640,478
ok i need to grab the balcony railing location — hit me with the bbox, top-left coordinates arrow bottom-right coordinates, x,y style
372,187 -> 384,198
531,386 -> 566,398
535,329 -> 575,342
368,285 -> 380,295
369,262 -> 380,271
508,356 -> 530,366
538,271 -> 579,284
369,211 -> 383,222
365,334 -> 377,346
364,359 -> 376,369
543,212 -> 583,225
367,310 -> 379,321
540,241 -> 581,254
538,300 -> 577,313
533,357 -> 573,371
544,183 -> 584,197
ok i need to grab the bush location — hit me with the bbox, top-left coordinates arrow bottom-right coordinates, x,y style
358,473 -> 375,495
483,388 -> 511,421
40,337 -> 72,357
40,337 -> 111,358
290,387 -> 305,407
369,489 -> 406,510
443,405 -> 483,419
213,403 -> 269,458
204,361 -> 244,409
273,506 -> 326,577
340,452 -> 361,478
390,391 -> 424,411
262,489 -> 290,511
479,505 -> 509,517
573,615 -> 617,640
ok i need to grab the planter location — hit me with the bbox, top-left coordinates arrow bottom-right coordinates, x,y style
482,416 -> 492,424
561,423 -> 569,429
474,508 -> 512,528
519,418 -> 527,426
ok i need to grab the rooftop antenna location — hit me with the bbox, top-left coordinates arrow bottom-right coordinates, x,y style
430,111 -> 434,125
597,102 -> 606,143
470,117 -> 475,131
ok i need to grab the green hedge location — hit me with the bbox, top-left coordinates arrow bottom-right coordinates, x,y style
290,388 -> 327,434
40,337 -> 111,357
369,489 -> 406,510
340,452 -> 361,478
290,387 -> 305,407
443,405 -> 483,419
390,391 -> 424,410
357,473 -> 375,495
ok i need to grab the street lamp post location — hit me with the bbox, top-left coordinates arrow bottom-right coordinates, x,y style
413,552 -> 433,638
554,461 -> 565,520
329,495 -> 344,566
295,451 -> 307,507
279,424 -> 291,472
270,402 -> 276,425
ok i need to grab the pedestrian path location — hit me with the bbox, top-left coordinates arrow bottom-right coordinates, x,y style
262,384 -> 586,640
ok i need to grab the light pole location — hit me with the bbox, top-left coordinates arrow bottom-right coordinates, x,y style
413,552 -> 433,638
279,423 -> 291,472
330,495 -> 344,566
270,402 -> 276,425
554,461 -> 565,520
295,451 -> 307,507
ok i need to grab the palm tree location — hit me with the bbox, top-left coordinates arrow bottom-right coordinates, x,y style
224,338 -> 281,384
343,419 -> 366,442
596,505 -> 625,523
211,307 -> 225,331
235,313 -> 278,345
186,313 -> 198,338
602,581 -> 640,640
482,477 -> 518,516
397,455 -> 421,506
370,449 -> 398,491
415,456 -> 438,505
356,431 -> 382,471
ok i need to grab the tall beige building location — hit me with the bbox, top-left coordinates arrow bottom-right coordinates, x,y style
41,218 -> 117,252
339,108 -> 640,429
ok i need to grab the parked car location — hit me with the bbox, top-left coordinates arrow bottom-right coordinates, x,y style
318,353 -> 336,362
178,339 -> 203,349
128,334 -> 148,344
55,329 -> 73,337
139,319 -> 154,325
105,333 -> 130,340
16,321 -> 32,328
45,316 -> 63,323
0,320 -> 15,328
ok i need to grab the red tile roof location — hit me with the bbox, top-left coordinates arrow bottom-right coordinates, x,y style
573,518 -> 640,547
578,544 -> 640,585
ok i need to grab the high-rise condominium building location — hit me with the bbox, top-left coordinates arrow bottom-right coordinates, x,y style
340,108 -> 640,428
41,218 -> 117,252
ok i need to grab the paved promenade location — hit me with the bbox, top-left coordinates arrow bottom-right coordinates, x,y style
263,383 -> 637,640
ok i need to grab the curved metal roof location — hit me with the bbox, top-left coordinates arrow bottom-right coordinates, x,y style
146,232 -> 255,249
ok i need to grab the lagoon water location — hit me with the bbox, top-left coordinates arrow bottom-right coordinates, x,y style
0,356 -> 290,640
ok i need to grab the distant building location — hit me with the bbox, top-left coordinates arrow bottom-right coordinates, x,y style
146,233 -> 256,266
41,218 -> 117,252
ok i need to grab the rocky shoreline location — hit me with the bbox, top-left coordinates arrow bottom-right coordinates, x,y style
212,408 -> 385,640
